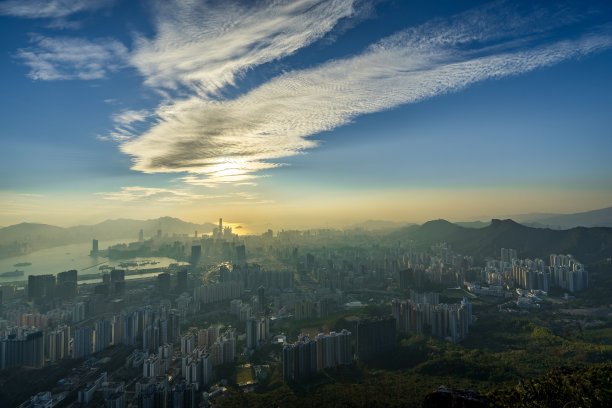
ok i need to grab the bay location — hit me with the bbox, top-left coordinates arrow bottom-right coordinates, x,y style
0,239 -> 185,284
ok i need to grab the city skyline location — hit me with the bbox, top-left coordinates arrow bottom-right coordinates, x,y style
1,0 -> 612,230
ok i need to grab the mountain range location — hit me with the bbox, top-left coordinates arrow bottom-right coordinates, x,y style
1,206 -> 612,262
489,206 -> 612,229
390,218 -> 612,263
0,217 -> 215,259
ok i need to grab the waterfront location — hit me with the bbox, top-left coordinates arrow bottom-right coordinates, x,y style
0,239 -> 186,284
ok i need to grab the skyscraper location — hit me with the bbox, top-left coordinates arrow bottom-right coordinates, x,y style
110,269 -> 125,296
246,317 -> 259,350
200,353 -> 212,386
28,274 -> 56,301
95,319 -> 113,352
257,286 -> 265,313
73,327 -> 93,359
122,312 -> 137,346
177,270 -> 188,293
283,330 -> 351,382
57,270 -> 78,299
190,246 -> 202,265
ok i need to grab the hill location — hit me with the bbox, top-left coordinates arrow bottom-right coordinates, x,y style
488,364 -> 612,407
0,217 -> 216,259
347,220 -> 413,231
454,221 -> 490,228
524,205 -> 612,229
389,219 -> 612,263
0,223 -> 66,244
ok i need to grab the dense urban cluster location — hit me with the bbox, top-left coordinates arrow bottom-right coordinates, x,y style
0,219 -> 591,407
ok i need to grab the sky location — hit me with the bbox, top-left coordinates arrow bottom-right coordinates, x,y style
1,0 -> 611,232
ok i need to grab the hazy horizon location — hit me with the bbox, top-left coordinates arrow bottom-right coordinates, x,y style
2,202 -> 612,235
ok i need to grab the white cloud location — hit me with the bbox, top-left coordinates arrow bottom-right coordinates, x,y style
120,4 -> 612,184
97,186 -> 206,203
112,109 -> 152,126
179,174 -> 263,188
16,35 -> 128,80
0,0 -> 114,19
130,0 -> 362,97
105,0 -> 361,146
96,185 -> 268,205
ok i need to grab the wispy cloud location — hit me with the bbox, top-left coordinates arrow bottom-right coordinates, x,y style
97,186 -> 269,205
130,0 -> 363,97
16,35 -> 128,80
0,0 -> 114,19
120,4 -> 612,183
112,109 -> 152,126
103,0 -> 361,148
179,173 -> 263,188
97,186 -> 206,203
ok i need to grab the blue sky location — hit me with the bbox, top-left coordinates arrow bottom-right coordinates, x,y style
1,0 -> 611,230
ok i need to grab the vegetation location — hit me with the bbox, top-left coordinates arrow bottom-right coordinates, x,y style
389,219 -> 612,263
218,310 -> 612,408
489,364 -> 612,408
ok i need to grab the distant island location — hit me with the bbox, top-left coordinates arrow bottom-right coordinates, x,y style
0,270 -> 24,278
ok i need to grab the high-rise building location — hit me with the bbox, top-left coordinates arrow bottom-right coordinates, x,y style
57,270 -> 78,299
190,246 -> 201,266
45,326 -> 70,362
210,342 -> 223,367
222,336 -> 236,363
112,314 -> 123,345
143,355 -> 160,378
200,353 -> 212,386
283,330 -> 351,382
430,301 -> 472,343
171,380 -> 195,408
258,316 -> 270,343
399,268 -> 412,290
139,229 -> 144,242
95,319 -> 113,352
181,334 -> 194,355
177,270 -> 188,293
501,248 -> 518,263
110,269 -> 125,297
246,317 -> 259,350
23,331 -> 44,368
167,311 -> 181,344
197,328 -> 208,349
257,286 -> 265,313
207,325 -> 219,346
72,302 -> 86,323
236,244 -> 246,262
122,312 -> 137,346
143,325 -> 160,352
157,273 -> 171,295
28,274 -> 56,301
158,319 -> 168,346
92,239 -> 99,254
73,327 -> 93,359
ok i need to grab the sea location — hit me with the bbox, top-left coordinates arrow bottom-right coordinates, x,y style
0,239 -> 186,285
